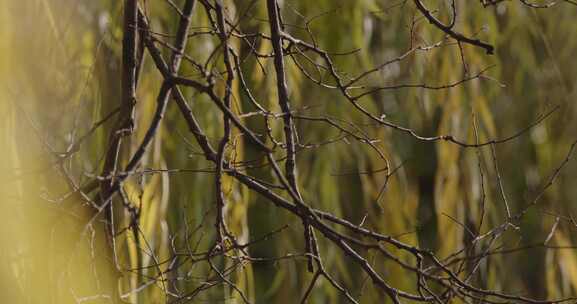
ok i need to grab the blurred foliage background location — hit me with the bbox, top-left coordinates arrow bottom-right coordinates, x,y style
2,0 -> 577,303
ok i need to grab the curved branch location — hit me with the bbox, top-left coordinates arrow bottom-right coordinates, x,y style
413,0 -> 495,54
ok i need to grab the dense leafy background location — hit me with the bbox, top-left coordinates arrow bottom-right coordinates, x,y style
2,0 -> 577,303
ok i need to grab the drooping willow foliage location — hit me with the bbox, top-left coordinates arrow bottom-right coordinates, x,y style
2,0 -> 577,303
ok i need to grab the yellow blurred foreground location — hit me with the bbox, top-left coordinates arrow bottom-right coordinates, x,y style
0,1 -> 116,303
